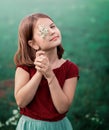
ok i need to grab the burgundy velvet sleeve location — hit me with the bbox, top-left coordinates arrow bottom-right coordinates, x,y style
66,61 -> 79,79
17,65 -> 30,73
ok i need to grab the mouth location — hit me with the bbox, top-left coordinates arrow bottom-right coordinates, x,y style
50,36 -> 59,41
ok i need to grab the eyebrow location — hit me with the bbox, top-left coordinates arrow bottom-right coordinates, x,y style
50,22 -> 54,26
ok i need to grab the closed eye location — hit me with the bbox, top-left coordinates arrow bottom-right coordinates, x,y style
51,25 -> 55,29
50,23 -> 56,28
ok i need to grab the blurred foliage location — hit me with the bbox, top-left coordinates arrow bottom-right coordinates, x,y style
0,0 -> 109,130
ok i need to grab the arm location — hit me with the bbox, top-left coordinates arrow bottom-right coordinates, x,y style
47,71 -> 78,114
34,51 -> 78,114
14,67 -> 42,108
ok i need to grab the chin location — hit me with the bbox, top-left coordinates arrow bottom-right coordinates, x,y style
53,41 -> 61,47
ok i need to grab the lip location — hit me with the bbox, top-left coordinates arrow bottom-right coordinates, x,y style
50,36 -> 59,41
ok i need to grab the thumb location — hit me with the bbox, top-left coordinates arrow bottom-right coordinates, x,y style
36,50 -> 45,57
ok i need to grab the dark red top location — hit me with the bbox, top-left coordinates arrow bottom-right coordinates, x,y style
17,60 -> 79,121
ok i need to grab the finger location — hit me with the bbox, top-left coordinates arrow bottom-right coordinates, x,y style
35,66 -> 42,72
36,50 -> 45,57
36,57 -> 47,65
35,61 -> 43,68
34,55 -> 44,63
35,65 -> 46,75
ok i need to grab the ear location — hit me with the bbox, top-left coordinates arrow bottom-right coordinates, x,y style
28,40 -> 40,50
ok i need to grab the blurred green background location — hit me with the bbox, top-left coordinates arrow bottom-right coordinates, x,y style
0,0 -> 109,130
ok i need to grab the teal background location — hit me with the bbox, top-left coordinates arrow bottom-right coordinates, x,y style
0,0 -> 109,129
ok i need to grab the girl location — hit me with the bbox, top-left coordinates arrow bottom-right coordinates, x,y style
14,13 -> 79,130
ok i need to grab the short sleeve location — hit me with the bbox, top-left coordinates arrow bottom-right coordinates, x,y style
16,65 -> 30,73
66,60 -> 79,79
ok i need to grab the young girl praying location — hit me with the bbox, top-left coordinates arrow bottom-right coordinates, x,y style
14,13 -> 79,130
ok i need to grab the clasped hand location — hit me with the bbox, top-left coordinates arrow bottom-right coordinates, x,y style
34,51 -> 52,78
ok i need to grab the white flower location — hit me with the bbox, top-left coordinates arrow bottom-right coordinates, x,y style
0,122 -> 4,128
38,24 -> 49,38
12,109 -> 18,115
85,114 -> 90,118
6,120 -> 9,126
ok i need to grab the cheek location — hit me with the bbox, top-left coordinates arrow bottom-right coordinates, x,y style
57,29 -> 61,36
34,33 -> 42,43
58,30 -> 62,41
35,38 -> 47,50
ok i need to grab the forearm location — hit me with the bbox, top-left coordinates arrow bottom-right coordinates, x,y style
15,72 -> 42,108
47,73 -> 71,114
34,52 -> 72,113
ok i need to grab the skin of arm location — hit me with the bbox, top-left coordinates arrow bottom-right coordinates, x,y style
14,68 -> 42,108
47,71 -> 78,114
34,51 -> 78,114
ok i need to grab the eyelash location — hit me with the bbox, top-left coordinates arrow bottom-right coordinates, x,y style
50,25 -> 55,28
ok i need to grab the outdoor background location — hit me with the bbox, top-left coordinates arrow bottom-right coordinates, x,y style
0,0 -> 109,130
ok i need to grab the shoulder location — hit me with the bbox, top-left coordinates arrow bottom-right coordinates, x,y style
16,65 -> 35,73
65,59 -> 79,70
64,59 -> 79,79
16,65 -> 30,72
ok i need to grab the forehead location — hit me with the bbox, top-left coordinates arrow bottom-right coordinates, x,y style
36,18 -> 53,26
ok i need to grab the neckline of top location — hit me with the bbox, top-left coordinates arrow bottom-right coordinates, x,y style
53,59 -> 68,71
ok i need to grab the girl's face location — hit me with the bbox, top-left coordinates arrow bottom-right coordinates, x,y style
33,18 -> 62,51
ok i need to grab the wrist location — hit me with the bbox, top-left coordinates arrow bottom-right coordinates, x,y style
35,71 -> 43,77
44,69 -> 53,78
47,73 -> 55,85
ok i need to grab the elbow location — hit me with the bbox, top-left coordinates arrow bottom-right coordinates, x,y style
16,100 -> 26,108
14,92 -> 27,108
57,104 -> 70,114
15,97 -> 26,108
57,107 -> 69,114
16,101 -> 26,108
57,101 -> 72,114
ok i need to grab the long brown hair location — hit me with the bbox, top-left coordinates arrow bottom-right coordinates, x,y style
14,13 -> 64,66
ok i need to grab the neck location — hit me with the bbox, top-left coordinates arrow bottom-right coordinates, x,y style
44,47 -> 59,64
